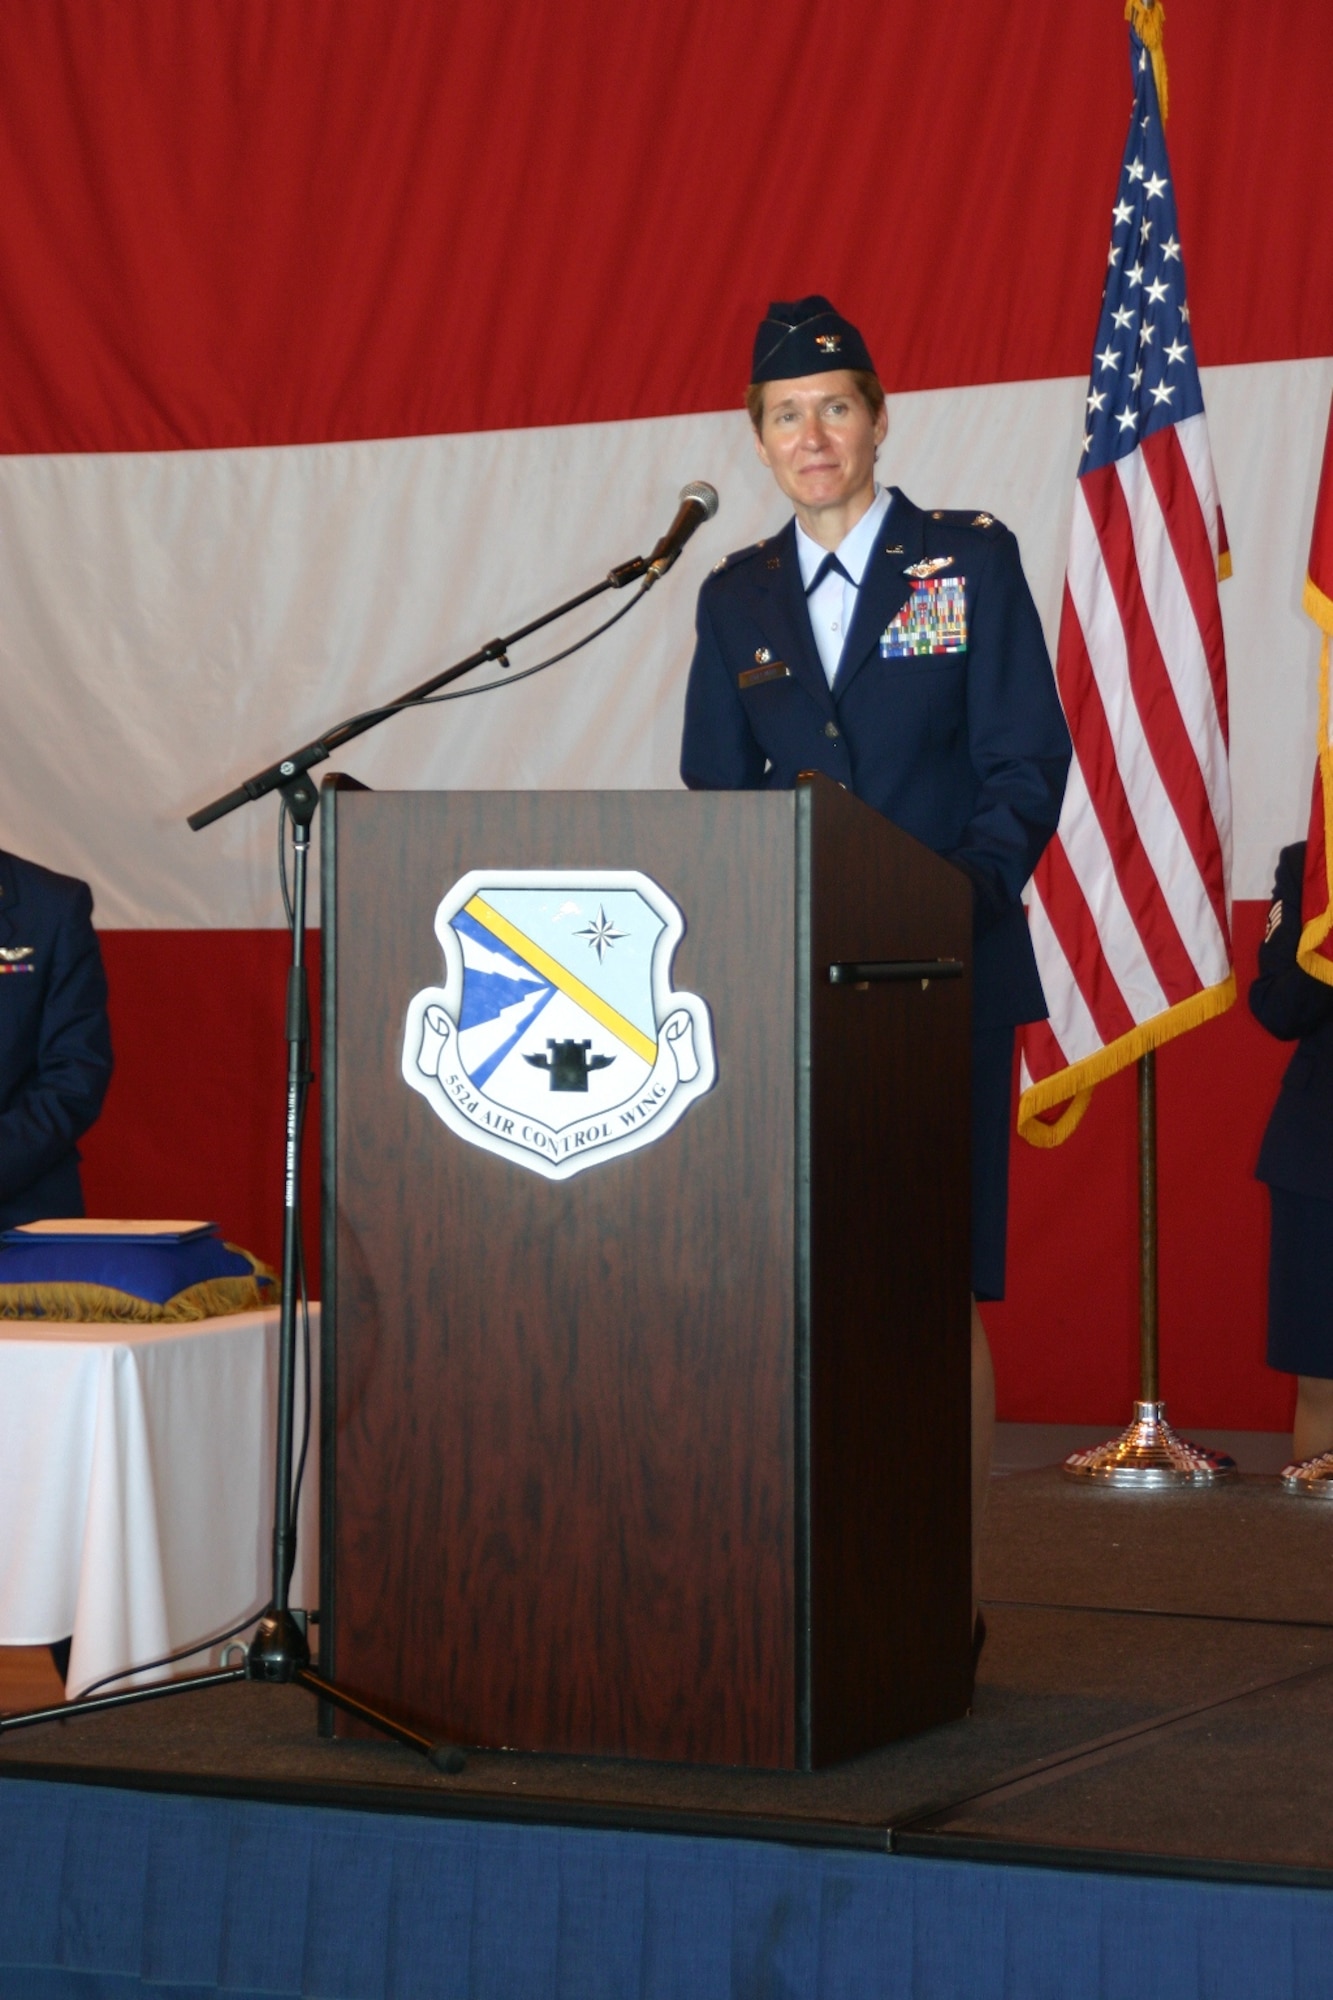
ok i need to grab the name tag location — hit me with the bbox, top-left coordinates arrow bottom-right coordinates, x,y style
738,662 -> 791,689
881,577 -> 968,657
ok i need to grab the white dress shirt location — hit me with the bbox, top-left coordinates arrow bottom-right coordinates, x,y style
795,485 -> 893,688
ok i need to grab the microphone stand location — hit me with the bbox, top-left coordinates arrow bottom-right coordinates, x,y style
186,555 -> 654,832
0,546 -> 661,1770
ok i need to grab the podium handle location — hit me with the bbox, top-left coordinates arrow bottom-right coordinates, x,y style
827,959 -> 964,985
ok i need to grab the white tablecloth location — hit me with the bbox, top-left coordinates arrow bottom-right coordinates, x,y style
0,1306 -> 318,1698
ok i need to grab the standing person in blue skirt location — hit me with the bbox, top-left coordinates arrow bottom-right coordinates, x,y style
680,296 -> 1071,1624
1251,830 -> 1333,1484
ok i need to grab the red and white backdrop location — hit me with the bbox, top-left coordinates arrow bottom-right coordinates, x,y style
2,1 -> 1330,1427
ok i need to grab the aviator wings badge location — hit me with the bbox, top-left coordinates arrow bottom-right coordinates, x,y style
402,870 -> 716,1179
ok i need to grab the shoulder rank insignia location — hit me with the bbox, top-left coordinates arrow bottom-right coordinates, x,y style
904,555 -> 953,579
710,538 -> 768,576
924,506 -> 1004,532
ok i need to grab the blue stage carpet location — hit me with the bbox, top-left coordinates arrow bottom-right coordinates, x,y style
3,1775 -> 1332,2000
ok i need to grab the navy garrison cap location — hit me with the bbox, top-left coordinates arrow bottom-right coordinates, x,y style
750,296 -> 876,383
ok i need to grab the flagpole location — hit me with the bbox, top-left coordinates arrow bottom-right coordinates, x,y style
1063,1051 -> 1236,1486
1139,1050 -> 1158,1403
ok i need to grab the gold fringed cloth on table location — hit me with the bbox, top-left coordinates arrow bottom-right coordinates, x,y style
0,1236 -> 279,1323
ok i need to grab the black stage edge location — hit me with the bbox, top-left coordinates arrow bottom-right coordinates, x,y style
7,1467 -> 1333,1890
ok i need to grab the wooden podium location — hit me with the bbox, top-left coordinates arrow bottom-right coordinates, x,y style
319,775 -> 973,1769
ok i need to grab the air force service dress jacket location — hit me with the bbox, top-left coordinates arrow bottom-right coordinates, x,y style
1249,840 -> 1333,1372
680,488 -> 1071,1034
1251,841 -> 1333,1206
0,849 -> 113,1230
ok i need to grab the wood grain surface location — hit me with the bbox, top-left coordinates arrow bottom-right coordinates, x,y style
803,779 -> 973,1761
322,780 -> 971,1768
325,789 -> 797,1764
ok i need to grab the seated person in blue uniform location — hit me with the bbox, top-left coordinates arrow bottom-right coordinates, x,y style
1250,832 -> 1333,1479
0,847 -> 114,1233
680,297 -> 1071,1618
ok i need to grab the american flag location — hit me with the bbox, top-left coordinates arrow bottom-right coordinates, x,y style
1017,16 -> 1234,1146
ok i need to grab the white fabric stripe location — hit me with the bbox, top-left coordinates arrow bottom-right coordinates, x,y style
1117,439 -> 1234,901
1174,408 -> 1223,568
1066,484 -> 1228,985
1026,879 -> 1107,1067
1203,357 -> 1333,883
1041,748 -> 1171,1023
0,360 -> 1328,927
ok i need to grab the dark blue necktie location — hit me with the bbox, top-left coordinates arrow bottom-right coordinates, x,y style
805,551 -> 854,595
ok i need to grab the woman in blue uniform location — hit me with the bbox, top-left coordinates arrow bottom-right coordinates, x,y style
680,297 -> 1071,1614
1251,833 -> 1333,1486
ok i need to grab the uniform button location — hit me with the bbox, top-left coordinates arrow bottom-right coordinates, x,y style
824,720 -> 840,739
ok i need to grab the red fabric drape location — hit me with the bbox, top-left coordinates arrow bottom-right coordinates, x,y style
1,0 -> 1329,455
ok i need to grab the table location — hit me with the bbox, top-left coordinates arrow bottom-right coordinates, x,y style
0,1307 -> 318,1699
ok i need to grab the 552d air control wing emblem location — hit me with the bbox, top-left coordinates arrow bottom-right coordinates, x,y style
402,870 -> 716,1179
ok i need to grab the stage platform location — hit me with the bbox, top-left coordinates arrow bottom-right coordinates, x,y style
4,1432 -> 1333,1995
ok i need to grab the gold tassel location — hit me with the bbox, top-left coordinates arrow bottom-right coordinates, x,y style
0,1247 -> 279,1323
1125,0 -> 1169,121
1297,627 -> 1333,987
1017,973 -> 1235,1146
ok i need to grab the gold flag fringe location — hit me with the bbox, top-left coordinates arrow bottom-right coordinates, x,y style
0,1246 -> 279,1323
1297,576 -> 1333,986
1125,0 -> 1169,121
1017,972 -> 1235,1147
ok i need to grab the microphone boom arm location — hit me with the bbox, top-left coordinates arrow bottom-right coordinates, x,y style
189,560 -> 649,830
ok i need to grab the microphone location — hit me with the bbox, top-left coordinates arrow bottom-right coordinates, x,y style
644,481 -> 719,584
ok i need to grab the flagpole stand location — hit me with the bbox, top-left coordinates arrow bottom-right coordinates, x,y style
1282,1453 -> 1333,1498
1063,1051 -> 1236,1487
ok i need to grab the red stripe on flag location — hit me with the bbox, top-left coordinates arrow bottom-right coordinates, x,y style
1082,460 -> 1230,946
1019,1011 -> 1072,1090
1303,768 -> 1328,927
1054,578 -> 1202,1004
1034,833 -> 1137,1047
1141,425 -> 1230,742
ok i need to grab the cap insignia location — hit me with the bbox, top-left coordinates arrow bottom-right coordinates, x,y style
814,333 -> 842,353
904,555 -> 953,579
